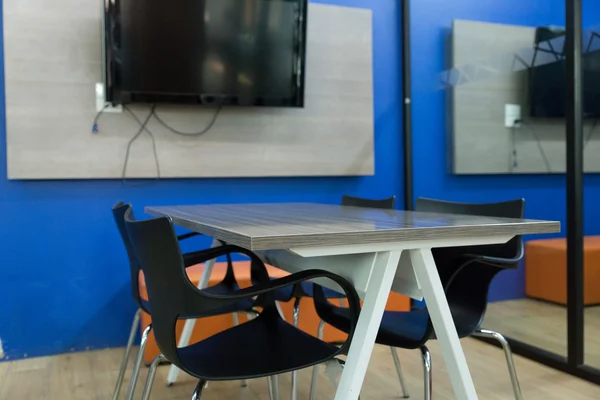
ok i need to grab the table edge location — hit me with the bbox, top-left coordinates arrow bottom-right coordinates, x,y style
146,206 -> 559,251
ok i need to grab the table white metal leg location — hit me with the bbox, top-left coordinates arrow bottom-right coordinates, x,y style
167,238 -> 219,386
333,251 -> 402,400
409,248 -> 478,399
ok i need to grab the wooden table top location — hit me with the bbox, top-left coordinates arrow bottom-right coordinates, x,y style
145,203 -> 560,251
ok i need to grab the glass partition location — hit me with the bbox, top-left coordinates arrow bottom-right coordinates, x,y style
412,0 -> 571,367
583,0 -> 600,371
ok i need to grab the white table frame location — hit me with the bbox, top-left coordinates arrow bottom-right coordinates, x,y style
167,234 -> 515,399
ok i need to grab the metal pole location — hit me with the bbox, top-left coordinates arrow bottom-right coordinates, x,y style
401,0 -> 413,211
565,0 -> 585,367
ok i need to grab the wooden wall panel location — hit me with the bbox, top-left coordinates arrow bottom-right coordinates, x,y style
4,1 -> 374,179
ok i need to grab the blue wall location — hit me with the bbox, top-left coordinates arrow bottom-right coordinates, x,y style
411,0 -> 600,302
2,0 -> 599,360
0,0 -> 402,360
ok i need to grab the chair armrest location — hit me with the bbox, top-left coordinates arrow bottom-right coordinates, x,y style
182,245 -> 233,268
181,244 -> 360,318
177,232 -> 202,241
178,244 -> 361,357
462,242 -> 524,268
196,268 -> 362,346
201,269 -> 356,303
181,245 -> 254,269
182,244 -> 272,282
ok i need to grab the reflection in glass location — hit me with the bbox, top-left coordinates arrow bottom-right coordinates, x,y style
584,0 -> 600,370
414,0 -> 568,360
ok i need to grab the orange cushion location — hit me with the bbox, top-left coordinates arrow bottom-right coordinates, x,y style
526,237 -> 600,305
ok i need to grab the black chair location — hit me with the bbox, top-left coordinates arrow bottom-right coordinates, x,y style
269,195 -> 408,400
312,198 -> 526,400
111,202 -> 258,400
122,205 -> 362,400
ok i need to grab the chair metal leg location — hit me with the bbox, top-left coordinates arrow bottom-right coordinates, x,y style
272,375 -> 280,400
291,297 -> 301,400
420,346 -> 432,400
112,308 -> 141,400
275,301 -> 285,319
268,376 -> 276,400
141,354 -> 166,400
126,324 -> 152,400
191,379 -> 207,400
232,312 -> 248,388
390,347 -> 410,398
309,320 -> 326,400
474,329 -> 523,400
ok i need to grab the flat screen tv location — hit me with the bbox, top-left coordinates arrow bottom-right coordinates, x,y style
103,0 -> 307,107
529,27 -> 600,118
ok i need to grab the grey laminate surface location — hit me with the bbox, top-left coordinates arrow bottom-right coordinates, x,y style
145,203 -> 560,251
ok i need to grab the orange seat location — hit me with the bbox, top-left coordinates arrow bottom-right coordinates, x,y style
526,237 -> 600,305
139,261 -> 410,364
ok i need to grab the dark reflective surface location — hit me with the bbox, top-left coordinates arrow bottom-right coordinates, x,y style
115,0 -> 304,105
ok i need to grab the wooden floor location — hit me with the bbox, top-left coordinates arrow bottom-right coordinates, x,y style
484,299 -> 600,369
1,339 -> 599,400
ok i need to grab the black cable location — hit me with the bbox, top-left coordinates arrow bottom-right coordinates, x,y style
517,120 -> 552,173
513,119 -> 598,172
124,106 -> 161,181
527,126 -> 553,173
510,126 -> 518,173
92,103 -> 222,181
92,105 -> 109,134
152,105 -> 222,136
122,105 -> 160,181
584,118 -> 598,148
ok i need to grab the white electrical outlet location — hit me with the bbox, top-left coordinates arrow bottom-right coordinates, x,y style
95,83 -> 123,113
505,104 -> 522,128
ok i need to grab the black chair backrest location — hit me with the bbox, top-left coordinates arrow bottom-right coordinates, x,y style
113,202 -> 242,313
417,197 -> 524,260
415,197 -> 525,339
312,195 -> 396,338
341,195 -> 396,209
112,202 -> 146,311
123,205 -> 272,372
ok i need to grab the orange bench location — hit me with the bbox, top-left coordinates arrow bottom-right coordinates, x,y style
526,237 -> 600,305
139,261 -> 410,364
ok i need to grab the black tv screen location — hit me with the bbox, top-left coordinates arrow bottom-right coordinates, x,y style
104,0 -> 307,107
530,53 -> 600,118
529,27 -> 600,118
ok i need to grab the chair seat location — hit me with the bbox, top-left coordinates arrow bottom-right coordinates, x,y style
177,312 -> 340,380
320,306 -> 480,349
319,305 -> 429,349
